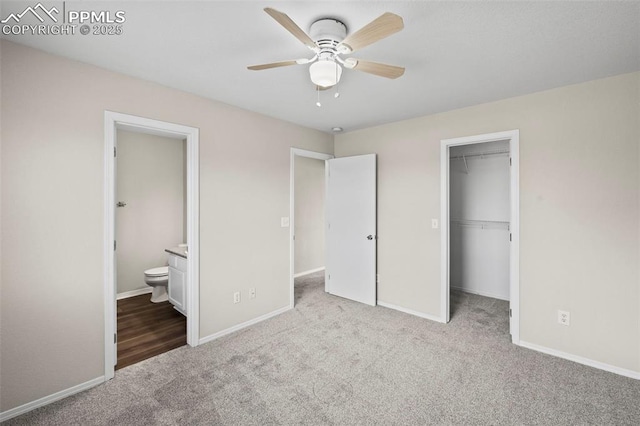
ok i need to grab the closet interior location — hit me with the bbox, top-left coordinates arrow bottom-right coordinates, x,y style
449,140 -> 510,301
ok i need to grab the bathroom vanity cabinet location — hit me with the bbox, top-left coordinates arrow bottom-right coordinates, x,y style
167,250 -> 187,316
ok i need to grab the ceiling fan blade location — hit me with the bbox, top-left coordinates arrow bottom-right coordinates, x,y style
264,8 -> 317,50
337,12 -> 404,54
247,60 -> 299,71
248,56 -> 317,71
347,59 -> 405,79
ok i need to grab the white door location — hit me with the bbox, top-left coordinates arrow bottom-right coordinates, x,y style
326,154 -> 377,306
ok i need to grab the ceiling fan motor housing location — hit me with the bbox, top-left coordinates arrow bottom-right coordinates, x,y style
310,18 -> 347,50
308,19 -> 347,87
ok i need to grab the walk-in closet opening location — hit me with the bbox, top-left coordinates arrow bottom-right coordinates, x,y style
450,140 -> 510,298
441,130 -> 520,343
449,140 -> 510,330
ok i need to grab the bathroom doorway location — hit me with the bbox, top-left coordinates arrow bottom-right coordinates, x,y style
104,112 -> 200,381
115,130 -> 186,369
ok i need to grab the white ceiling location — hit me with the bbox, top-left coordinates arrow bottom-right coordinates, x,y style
2,1 -> 639,133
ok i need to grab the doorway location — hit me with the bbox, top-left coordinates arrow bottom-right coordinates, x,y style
440,130 -> 520,343
290,150 -> 378,308
104,111 -> 200,380
115,130 -> 187,369
289,148 -> 333,307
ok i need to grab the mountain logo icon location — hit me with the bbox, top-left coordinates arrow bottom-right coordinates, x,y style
1,3 -> 59,24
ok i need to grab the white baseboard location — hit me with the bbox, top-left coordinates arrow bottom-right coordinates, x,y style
0,376 -> 104,422
377,301 -> 446,324
293,267 -> 325,278
116,287 -> 152,300
519,340 -> 640,380
199,305 -> 291,345
451,285 -> 509,301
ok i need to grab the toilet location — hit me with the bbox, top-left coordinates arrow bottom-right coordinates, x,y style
144,266 -> 169,303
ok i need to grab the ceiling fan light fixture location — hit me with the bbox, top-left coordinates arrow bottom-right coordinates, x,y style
309,60 -> 342,88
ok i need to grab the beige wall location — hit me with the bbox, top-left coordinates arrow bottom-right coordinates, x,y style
335,72 -> 640,373
116,130 -> 185,295
0,41 -> 333,411
294,156 -> 325,274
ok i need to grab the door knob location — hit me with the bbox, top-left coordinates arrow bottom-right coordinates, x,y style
367,235 -> 374,240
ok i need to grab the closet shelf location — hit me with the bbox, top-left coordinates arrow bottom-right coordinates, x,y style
451,219 -> 510,230
449,148 -> 509,161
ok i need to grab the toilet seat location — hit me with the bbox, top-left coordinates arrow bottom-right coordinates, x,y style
144,266 -> 168,277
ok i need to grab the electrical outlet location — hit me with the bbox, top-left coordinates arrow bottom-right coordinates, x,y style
432,219 -> 439,229
249,287 -> 256,299
233,292 -> 241,304
558,310 -> 570,326
281,217 -> 290,227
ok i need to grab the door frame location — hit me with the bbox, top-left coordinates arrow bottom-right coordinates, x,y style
440,129 -> 520,344
104,111 -> 200,380
289,148 -> 334,308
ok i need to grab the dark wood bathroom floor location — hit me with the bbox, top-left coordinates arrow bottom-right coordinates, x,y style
116,294 -> 186,370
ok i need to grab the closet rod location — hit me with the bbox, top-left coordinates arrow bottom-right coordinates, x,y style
449,148 -> 509,161
451,219 -> 509,224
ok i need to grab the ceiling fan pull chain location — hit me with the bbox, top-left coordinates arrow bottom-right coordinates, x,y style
316,85 -> 322,107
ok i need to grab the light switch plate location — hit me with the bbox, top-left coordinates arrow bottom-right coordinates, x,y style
432,219 -> 439,229
281,217 -> 290,227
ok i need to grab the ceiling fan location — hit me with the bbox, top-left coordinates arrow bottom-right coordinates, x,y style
248,8 -> 405,89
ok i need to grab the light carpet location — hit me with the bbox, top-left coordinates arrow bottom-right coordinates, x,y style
5,271 -> 640,425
